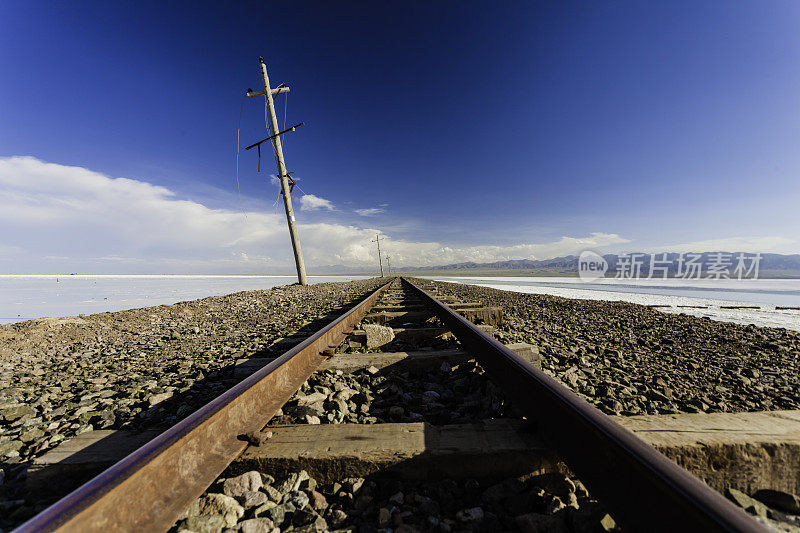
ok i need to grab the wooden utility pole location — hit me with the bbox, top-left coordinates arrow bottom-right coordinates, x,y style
386,255 -> 391,276
372,234 -> 385,277
247,57 -> 308,285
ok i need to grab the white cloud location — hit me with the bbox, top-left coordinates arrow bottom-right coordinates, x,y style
298,194 -> 334,211
0,157 -> 633,273
647,236 -> 796,254
355,207 -> 386,216
88,256 -> 146,262
0,157 -> 288,273
373,233 -> 630,267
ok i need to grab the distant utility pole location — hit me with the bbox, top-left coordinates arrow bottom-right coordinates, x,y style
246,57 -> 308,286
372,234 -> 385,277
386,255 -> 391,276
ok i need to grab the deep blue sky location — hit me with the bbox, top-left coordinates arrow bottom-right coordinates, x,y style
1,1 -> 799,272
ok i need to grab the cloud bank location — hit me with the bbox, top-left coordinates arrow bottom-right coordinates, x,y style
298,194 -> 335,211
0,157 -> 633,273
647,236 -> 797,254
355,207 -> 386,216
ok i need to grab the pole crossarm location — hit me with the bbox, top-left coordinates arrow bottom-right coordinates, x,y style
245,122 -> 305,150
246,87 -> 290,98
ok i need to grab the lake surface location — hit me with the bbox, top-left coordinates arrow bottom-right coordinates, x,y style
424,276 -> 800,332
0,275 -> 368,324
4,274 -> 799,332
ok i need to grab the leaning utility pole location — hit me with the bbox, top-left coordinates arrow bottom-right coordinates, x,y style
246,57 -> 308,285
372,234 -> 385,277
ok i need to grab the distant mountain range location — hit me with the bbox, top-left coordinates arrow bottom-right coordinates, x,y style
394,252 -> 800,276
313,252 -> 800,277
398,257 -> 579,272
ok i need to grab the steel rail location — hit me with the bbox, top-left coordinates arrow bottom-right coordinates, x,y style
403,278 -> 766,532
15,278 -> 396,533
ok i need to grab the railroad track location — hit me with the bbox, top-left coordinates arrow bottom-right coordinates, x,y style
15,277 -> 766,532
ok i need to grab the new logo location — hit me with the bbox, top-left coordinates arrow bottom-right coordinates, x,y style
578,250 -> 608,282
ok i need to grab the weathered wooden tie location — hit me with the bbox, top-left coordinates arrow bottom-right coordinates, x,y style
30,410 -> 800,503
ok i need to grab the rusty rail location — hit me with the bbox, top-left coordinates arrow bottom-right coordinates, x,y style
404,278 -> 765,533
16,278 -> 396,533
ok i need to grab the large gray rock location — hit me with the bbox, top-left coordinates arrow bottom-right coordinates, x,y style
262,484 -> 282,502
727,488 -> 768,518
223,471 -> 263,498
284,489 -> 310,509
0,405 -> 36,422
237,517 -> 275,533
238,490 -> 268,509
309,489 -> 328,510
0,440 -> 23,457
264,502 -> 295,526
184,493 -> 244,528
180,514 -> 226,533
147,391 -> 173,406
363,324 -> 394,348
296,391 -> 327,406
252,501 -> 277,518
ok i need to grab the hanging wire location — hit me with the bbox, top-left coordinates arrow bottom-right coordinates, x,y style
253,85 -> 314,208
234,95 -> 248,218
272,191 -> 281,214
291,177 -> 309,196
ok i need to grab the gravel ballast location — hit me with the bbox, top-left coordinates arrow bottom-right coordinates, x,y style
0,277 -> 385,528
273,360 -> 511,427
5,276 -> 800,531
174,468 -> 619,533
419,278 -> 800,416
